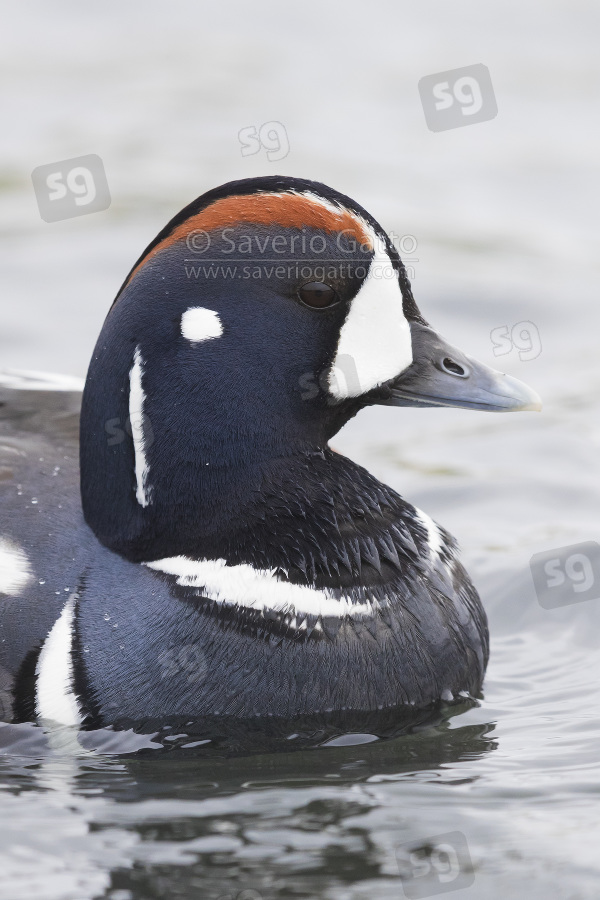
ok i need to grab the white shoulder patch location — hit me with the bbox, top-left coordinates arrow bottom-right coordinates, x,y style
181,307 -> 223,343
415,508 -> 444,558
129,346 -> 152,508
35,594 -> 82,727
0,537 -> 32,594
328,228 -> 413,399
144,556 -> 378,620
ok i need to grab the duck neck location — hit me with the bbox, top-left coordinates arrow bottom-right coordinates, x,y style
81,414 -> 332,563
79,316 -> 361,563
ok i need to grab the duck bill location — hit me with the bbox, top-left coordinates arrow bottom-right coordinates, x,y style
381,322 -> 542,412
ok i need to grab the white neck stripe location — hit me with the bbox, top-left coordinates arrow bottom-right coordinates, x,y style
144,556 -> 380,619
35,595 -> 82,727
129,346 -> 151,507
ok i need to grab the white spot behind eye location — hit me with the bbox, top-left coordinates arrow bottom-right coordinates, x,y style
181,307 -> 223,343
328,228 -> 413,399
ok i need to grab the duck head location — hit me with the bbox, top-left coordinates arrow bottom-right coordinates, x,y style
80,176 -> 540,560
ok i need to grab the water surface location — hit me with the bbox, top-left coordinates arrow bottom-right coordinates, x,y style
1,2 -> 599,898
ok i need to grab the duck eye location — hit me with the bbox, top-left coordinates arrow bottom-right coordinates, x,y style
297,282 -> 339,309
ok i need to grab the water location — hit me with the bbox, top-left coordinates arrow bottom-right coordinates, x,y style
1,1 -> 599,898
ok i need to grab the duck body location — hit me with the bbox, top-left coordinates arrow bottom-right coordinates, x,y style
0,176 -> 541,730
1,389 -> 485,724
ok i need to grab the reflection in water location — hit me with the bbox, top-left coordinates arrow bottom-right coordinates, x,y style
0,710 -> 496,900
2,1 -> 600,897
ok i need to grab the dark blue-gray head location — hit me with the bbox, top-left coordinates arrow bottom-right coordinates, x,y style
80,176 -> 540,560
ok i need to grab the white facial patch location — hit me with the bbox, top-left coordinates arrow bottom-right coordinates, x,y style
35,595 -> 82,727
328,228 -> 413,399
181,307 -> 223,343
129,346 -> 152,508
145,556 -> 381,620
0,537 -> 32,594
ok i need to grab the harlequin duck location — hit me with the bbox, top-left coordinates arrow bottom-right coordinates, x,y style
0,176 -> 541,730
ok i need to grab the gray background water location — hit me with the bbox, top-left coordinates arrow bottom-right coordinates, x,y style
1,1 -> 599,898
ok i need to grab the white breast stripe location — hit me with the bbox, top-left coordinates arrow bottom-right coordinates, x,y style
0,538 -> 32,594
328,227 -> 413,399
35,595 -> 82,727
129,346 -> 151,507
416,508 -> 444,557
181,307 -> 223,343
144,556 -> 379,619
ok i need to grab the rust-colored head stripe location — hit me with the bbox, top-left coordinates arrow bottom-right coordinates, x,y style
123,192 -> 373,291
